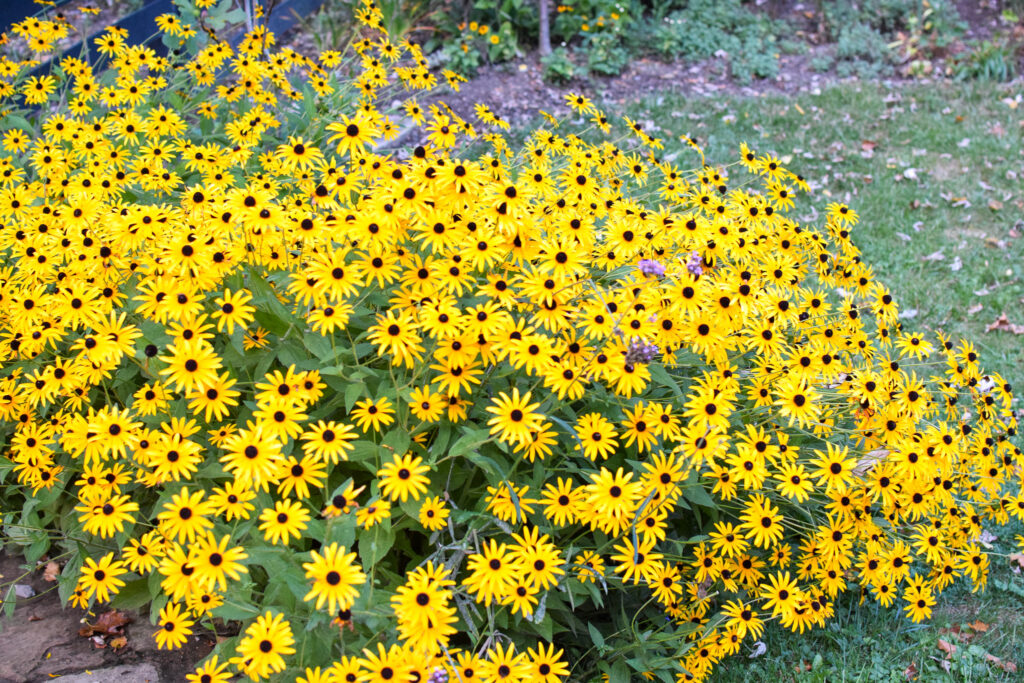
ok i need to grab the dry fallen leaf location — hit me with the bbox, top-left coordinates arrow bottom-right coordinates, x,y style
1009,552 -> 1024,570
903,661 -> 918,681
921,250 -> 946,262
970,620 -> 989,633
42,561 -> 59,582
989,199 -> 1004,211
79,610 -> 132,638
939,625 -> 970,642
986,314 -> 1024,335
968,303 -> 984,316
938,638 -> 957,656
108,635 -> 128,650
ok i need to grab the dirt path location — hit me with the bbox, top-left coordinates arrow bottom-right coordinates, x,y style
0,552 -> 213,683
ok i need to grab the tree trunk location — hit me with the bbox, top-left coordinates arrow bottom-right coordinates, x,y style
538,0 -> 552,55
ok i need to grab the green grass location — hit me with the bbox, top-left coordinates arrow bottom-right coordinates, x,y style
613,81 -> 1024,682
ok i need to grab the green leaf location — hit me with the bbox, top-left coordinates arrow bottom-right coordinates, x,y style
588,622 -> 605,650
108,577 -> 152,610
304,333 -> 336,363
358,520 -> 395,570
325,514 -> 357,551
382,428 -> 411,457
2,114 -> 33,133
649,363 -> 685,400
213,596 -> 261,621
344,382 -> 365,412
681,470 -> 716,509
609,659 -> 631,683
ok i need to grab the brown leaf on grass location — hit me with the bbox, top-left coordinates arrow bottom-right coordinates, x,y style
1009,552 -> 1024,569
970,620 -> 989,633
938,638 -> 958,656
903,661 -> 918,681
939,625 -> 969,642
984,653 -> 1018,672
861,140 -> 878,151
989,199 -> 1004,211
42,561 -> 59,582
968,303 -> 984,316
985,314 -> 1024,334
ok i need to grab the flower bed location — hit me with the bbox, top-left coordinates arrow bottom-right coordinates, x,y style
0,1 -> 1020,681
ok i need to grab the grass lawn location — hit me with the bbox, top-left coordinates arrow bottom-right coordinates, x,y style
615,81 -> 1024,681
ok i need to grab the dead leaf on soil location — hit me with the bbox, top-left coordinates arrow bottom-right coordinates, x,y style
108,635 -> 128,650
79,609 -> 132,638
42,561 -> 59,582
985,314 -> 1024,334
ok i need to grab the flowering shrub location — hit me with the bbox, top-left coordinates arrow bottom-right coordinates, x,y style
1,2 -> 1022,682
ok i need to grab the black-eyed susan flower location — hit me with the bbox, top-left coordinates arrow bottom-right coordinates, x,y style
77,552 -> 127,603
355,499 -> 390,528
349,396 -> 395,433
231,611 -> 295,680
157,488 -> 216,544
258,499 -> 310,546
418,495 -> 449,531
302,543 -> 365,613
378,451 -> 430,502
154,601 -> 194,650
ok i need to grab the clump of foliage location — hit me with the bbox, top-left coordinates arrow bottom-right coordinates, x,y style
952,31 -> 1023,82
540,45 -> 581,83
1,1 -> 1022,682
643,0 -> 783,84
817,0 -> 966,77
